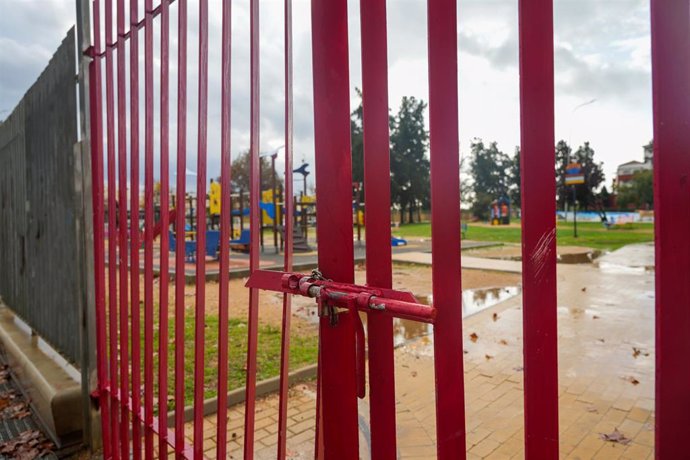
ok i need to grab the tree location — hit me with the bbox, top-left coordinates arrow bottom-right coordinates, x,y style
350,93 -> 430,224
508,147 -> 521,209
469,139 -> 510,219
350,88 -> 365,185
555,140 -> 605,210
230,149 -> 284,193
390,96 -> 430,224
617,170 -> 653,210
555,140 -> 572,209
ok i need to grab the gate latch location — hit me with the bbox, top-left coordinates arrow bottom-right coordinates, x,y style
245,269 -> 436,324
246,269 -> 436,399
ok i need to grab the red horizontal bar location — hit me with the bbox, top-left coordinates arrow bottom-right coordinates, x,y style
100,387 -> 195,459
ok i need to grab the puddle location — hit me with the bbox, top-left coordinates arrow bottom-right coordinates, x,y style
291,286 -> 521,347
597,262 -> 654,275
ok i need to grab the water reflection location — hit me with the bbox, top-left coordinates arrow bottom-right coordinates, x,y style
290,286 -> 521,347
391,286 -> 521,347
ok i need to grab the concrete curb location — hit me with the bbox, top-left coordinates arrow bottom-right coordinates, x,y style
166,363 -> 317,427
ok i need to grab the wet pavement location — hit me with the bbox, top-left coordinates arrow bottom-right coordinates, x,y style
193,243 -> 656,459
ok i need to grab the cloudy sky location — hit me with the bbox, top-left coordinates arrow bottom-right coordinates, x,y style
0,0 -> 652,192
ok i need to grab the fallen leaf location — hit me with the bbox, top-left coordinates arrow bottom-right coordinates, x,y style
499,339 -> 508,346
597,338 -> 605,343
600,429 -> 632,445
485,354 -> 494,361
581,287 -> 587,292
411,371 -> 418,378
469,333 -> 478,343
633,347 -> 641,358
492,313 -> 499,322
623,375 -> 640,385
592,315 -> 600,319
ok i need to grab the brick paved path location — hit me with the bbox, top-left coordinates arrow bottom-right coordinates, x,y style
190,245 -> 655,459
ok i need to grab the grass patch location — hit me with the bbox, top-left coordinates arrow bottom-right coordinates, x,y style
393,221 -> 654,251
143,310 -> 318,408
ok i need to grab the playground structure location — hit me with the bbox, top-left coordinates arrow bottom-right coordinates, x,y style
117,177 -> 385,260
489,196 -> 511,225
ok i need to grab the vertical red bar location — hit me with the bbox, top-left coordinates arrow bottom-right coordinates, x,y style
116,0 -> 130,457
129,0 -> 142,456
104,0 -> 122,457
174,0 -> 188,455
243,0 -> 261,455
651,1 -> 690,457
427,0 -> 466,458
276,0 -> 294,455
360,0 -> 396,457
143,0 -> 155,456
215,0 -> 232,456
518,0 -> 559,456
310,0 -> 359,457
158,0 -> 171,456
193,0 -> 209,457
89,0 -> 112,456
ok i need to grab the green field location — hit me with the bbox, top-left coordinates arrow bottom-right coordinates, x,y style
393,221 -> 654,251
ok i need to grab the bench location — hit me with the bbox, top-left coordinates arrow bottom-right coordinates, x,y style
170,230 -> 221,261
230,229 -> 251,253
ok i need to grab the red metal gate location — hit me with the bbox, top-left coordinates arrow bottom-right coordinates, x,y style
83,0 -> 690,458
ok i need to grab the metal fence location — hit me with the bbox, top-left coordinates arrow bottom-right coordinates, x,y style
0,28 -> 86,367
81,0 -> 690,458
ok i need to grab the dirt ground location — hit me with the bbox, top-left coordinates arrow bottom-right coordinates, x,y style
172,265 -> 516,329
113,264 -> 521,337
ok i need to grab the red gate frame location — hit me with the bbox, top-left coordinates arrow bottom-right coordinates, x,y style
82,0 -> 690,458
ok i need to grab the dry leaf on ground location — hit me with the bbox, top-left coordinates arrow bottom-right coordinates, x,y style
599,429 -> 632,445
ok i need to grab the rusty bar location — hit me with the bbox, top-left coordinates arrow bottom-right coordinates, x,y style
215,0 -> 232,455
518,0 -> 559,456
104,0 -> 122,456
143,0 -> 155,456
158,0 -> 171,455
651,0 -> 690,457
129,0 -> 142,455
89,0 -> 112,455
173,0 -> 188,455
243,0 -> 261,454
193,0 -> 209,456
276,0 -> 294,455
360,0 -> 396,455
116,0 -> 130,456
310,0 -> 359,455
427,0 -> 466,457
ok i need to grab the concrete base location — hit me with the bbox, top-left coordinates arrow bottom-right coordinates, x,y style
166,363 -> 318,427
0,305 -> 82,447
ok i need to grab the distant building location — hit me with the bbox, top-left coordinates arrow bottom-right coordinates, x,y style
616,142 -> 653,186
617,160 -> 652,184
